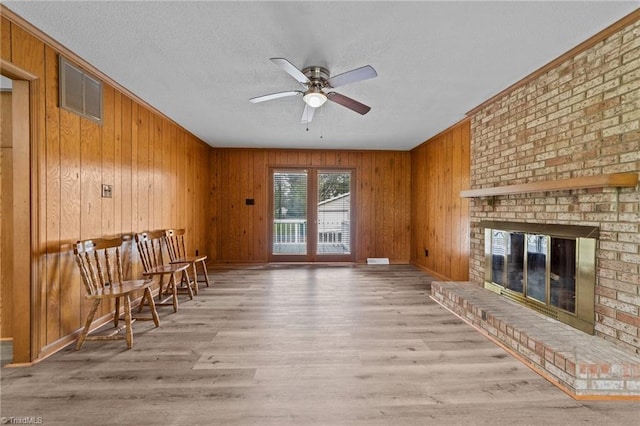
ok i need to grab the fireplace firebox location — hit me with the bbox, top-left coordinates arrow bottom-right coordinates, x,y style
481,221 -> 597,334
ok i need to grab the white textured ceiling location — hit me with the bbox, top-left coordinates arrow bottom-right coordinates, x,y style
4,1 -> 638,150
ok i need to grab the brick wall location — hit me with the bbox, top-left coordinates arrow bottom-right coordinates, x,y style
469,18 -> 640,355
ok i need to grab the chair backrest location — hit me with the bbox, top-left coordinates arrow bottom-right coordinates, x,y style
73,237 -> 124,296
134,231 -> 167,272
164,228 -> 187,262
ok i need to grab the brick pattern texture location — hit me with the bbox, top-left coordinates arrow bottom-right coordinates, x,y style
469,19 -> 640,355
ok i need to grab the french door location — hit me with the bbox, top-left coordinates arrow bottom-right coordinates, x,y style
269,168 -> 354,262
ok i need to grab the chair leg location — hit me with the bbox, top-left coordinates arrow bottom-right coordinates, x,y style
157,275 -> 167,303
123,295 -> 133,349
179,270 -> 190,298
199,260 -> 211,288
76,299 -> 101,350
183,269 -> 194,299
144,287 -> 160,327
189,263 -> 198,296
170,273 -> 179,313
114,297 -> 121,327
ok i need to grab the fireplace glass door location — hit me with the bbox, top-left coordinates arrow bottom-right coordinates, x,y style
550,238 -> 576,313
490,231 -> 577,315
482,222 -> 596,334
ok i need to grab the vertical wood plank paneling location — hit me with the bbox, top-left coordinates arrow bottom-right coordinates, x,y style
410,119 -> 470,280
120,95 -> 132,235
209,149 -> 218,261
185,135 -> 196,253
169,123 -> 178,230
1,91 -> 13,338
113,90 -> 122,236
59,108 -> 81,337
162,121 -> 171,229
1,17 -> 11,61
151,113 -> 162,231
79,118 -> 102,325
253,150 -> 266,261
175,129 -> 185,231
443,131 -> 453,278
101,84 -> 115,237
458,122 -> 471,278
357,152 -> 372,262
136,106 -> 149,233
44,45 -> 60,344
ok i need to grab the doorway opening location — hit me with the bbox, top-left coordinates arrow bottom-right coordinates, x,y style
1,61 -> 37,366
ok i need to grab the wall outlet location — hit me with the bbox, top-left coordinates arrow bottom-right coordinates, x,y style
101,184 -> 113,198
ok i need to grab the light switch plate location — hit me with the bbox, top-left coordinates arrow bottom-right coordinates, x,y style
101,184 -> 113,198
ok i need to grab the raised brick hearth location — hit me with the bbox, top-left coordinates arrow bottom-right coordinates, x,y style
431,281 -> 640,399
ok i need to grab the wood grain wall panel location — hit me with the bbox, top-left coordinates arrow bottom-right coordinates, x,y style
1,91 -> 13,339
2,14 -> 213,360
101,84 -> 115,237
136,106 -> 149,234
1,17 -> 11,61
59,108 -> 81,337
120,95 -> 132,234
209,149 -> 219,261
113,90 -> 122,236
410,119 -> 470,280
44,45 -> 61,344
210,149 -> 411,264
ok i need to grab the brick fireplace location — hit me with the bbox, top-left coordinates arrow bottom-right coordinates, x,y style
468,15 -> 640,356
432,13 -> 640,398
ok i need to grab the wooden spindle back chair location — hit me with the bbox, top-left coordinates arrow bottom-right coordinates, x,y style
73,237 -> 159,350
164,228 -> 210,295
135,231 -> 193,312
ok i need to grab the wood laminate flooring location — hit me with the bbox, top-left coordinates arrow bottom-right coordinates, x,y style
1,265 -> 639,425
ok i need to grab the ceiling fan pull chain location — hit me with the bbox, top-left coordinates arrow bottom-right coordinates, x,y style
320,106 -> 324,139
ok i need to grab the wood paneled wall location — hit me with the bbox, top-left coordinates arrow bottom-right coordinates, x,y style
1,90 -> 12,339
410,119 -> 470,280
210,149 -> 411,264
1,14 -> 212,360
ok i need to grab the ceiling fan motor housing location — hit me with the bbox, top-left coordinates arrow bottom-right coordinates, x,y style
302,66 -> 330,89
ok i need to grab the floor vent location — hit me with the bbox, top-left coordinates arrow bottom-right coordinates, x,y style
367,258 -> 389,264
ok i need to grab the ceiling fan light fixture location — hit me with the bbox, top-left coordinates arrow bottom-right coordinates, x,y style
303,90 -> 327,108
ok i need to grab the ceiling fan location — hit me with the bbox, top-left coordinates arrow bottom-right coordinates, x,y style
250,58 -> 377,124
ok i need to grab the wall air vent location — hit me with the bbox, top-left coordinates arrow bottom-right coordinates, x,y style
59,56 -> 102,124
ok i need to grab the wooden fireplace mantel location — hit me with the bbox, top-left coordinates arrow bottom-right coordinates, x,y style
460,172 -> 639,198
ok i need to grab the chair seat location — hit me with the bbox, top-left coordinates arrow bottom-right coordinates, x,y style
169,254 -> 207,264
87,279 -> 153,299
142,263 -> 190,276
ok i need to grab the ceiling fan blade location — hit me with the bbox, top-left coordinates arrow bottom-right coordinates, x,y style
250,90 -> 302,103
301,104 -> 315,124
270,58 -> 310,85
327,65 -> 377,88
326,92 -> 371,115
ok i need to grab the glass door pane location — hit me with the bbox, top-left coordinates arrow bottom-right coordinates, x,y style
526,234 -> 547,302
272,171 -> 308,255
506,233 -> 524,293
491,230 -> 506,286
316,171 -> 351,255
550,238 -> 576,313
